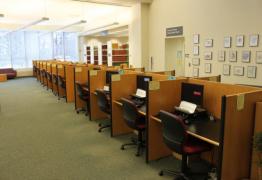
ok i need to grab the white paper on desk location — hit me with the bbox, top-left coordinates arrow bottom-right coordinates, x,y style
103,85 -> 109,91
177,101 -> 197,114
136,89 -> 146,98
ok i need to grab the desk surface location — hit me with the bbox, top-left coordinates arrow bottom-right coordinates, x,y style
114,100 -> 146,116
151,115 -> 220,146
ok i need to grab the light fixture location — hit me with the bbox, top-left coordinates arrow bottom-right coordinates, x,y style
0,17 -> 49,37
79,22 -> 119,36
108,29 -> 128,35
53,20 -> 87,32
14,17 -> 49,32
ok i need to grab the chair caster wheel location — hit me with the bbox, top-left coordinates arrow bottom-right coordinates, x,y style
121,146 -> 125,150
159,171 -> 163,176
98,129 -> 102,133
135,153 -> 140,157
98,123 -> 102,127
76,111 -> 79,114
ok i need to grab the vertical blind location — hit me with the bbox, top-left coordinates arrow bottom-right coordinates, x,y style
0,30 -> 79,69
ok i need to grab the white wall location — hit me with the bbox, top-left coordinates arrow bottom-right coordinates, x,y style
147,0 -> 262,86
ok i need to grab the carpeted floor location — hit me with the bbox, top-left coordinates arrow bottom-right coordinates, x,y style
0,78 -> 178,180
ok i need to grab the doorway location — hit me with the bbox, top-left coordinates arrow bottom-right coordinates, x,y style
165,37 -> 185,77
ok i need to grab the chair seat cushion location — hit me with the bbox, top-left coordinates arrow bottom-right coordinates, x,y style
183,138 -> 211,155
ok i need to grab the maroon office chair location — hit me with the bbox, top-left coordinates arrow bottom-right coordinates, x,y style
120,98 -> 146,157
158,110 -> 211,180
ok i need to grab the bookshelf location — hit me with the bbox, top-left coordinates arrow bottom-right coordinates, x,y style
102,44 -> 108,65
86,46 -> 91,64
111,43 -> 129,65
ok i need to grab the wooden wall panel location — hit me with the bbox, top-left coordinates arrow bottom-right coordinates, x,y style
147,79 -> 187,161
251,102 -> 262,180
188,79 -> 260,119
89,70 -> 107,121
221,92 -> 262,179
111,74 -> 137,136
65,65 -> 75,102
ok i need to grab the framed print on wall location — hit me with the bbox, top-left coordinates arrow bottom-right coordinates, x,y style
223,64 -> 231,76
193,45 -> 199,55
218,50 -> 225,61
249,34 -> 259,47
236,35 -> 244,47
192,58 -> 200,66
229,51 -> 237,62
256,51 -> 262,64
193,67 -> 199,77
193,34 -> 199,44
247,66 -> 257,78
242,50 -> 251,63
205,39 -> 213,47
224,36 -> 231,48
204,51 -> 212,60
233,66 -> 244,76
205,63 -> 212,73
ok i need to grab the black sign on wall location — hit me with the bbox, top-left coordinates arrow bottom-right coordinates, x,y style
166,26 -> 183,37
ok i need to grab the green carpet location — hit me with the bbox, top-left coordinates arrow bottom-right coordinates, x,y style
0,78 -> 178,180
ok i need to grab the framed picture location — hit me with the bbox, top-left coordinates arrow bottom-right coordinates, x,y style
236,35 -> 244,47
193,34 -> 199,44
256,51 -> 262,64
247,66 -> 257,78
224,36 -> 231,48
204,52 -> 212,60
223,64 -> 231,76
193,67 -> 199,77
205,63 -> 212,73
229,51 -> 237,62
233,66 -> 244,76
205,39 -> 213,47
192,58 -> 200,66
193,45 -> 199,55
249,34 -> 259,47
242,51 -> 251,63
218,50 -> 225,61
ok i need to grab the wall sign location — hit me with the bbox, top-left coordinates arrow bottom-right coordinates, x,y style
166,26 -> 183,37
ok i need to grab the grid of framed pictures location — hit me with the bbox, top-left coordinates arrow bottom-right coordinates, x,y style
192,33 -> 260,79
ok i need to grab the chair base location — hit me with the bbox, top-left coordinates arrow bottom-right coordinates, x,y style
98,124 -> 111,132
121,135 -> 145,157
76,108 -> 89,116
159,169 -> 189,180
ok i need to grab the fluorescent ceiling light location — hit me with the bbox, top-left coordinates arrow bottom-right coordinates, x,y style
79,22 -> 119,36
14,17 -> 49,32
53,20 -> 87,32
108,29 -> 128,35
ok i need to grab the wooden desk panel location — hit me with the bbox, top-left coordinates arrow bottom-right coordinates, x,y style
0,74 -> 7,82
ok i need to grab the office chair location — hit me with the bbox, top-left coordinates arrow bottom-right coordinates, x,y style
40,69 -> 46,86
158,110 -> 211,180
95,89 -> 111,132
120,98 -> 146,157
75,82 -> 89,116
46,72 -> 52,90
58,75 -> 66,100
52,74 -> 58,95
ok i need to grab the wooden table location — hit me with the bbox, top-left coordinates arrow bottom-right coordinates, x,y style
0,74 -> 7,82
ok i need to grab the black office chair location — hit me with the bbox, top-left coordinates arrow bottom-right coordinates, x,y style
58,75 -> 66,100
158,110 -> 211,180
120,98 -> 146,157
52,74 -> 58,95
46,72 -> 52,90
95,89 -> 111,132
40,70 -> 46,86
75,82 -> 89,116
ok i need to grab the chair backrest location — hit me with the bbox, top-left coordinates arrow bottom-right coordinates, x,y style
52,74 -> 57,84
121,98 -> 141,129
76,83 -> 84,97
159,110 -> 188,154
58,75 -> 65,88
96,90 -> 110,114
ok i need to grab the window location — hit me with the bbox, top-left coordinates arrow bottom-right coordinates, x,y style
0,30 -> 79,69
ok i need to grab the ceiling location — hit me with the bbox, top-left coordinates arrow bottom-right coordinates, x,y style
0,0 -> 134,34
73,0 -> 152,7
